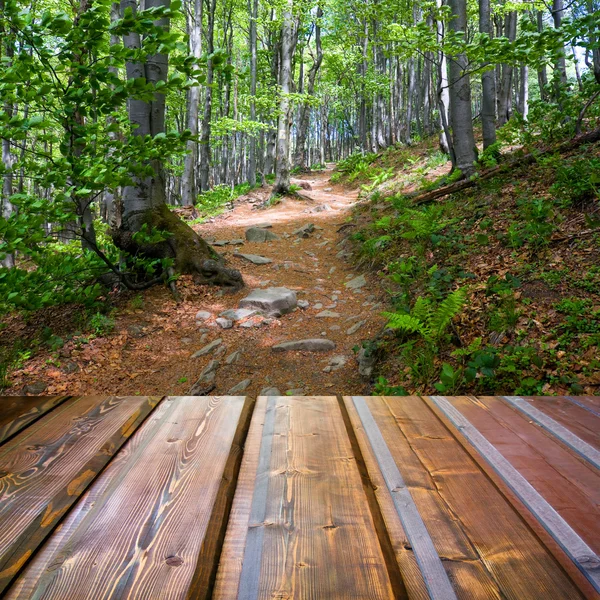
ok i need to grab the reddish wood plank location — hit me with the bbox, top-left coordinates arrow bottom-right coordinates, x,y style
214,396 -> 396,600
0,395 -> 161,594
347,396 -> 585,600
0,396 -> 69,445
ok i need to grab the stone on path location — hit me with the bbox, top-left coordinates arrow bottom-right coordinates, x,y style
195,359 -> 219,384
195,310 -> 211,321
227,378 -> 251,394
346,320 -> 366,335
225,350 -> 241,365
358,346 -> 376,378
239,287 -> 297,316
292,223 -> 315,238
245,226 -> 279,242
345,274 -> 367,289
220,308 -> 257,321
297,300 -> 309,309
234,252 -> 272,265
323,355 -> 347,373
313,303 -> 323,309
191,338 -> 222,358
259,387 -> 281,396
216,317 -> 233,329
315,310 -> 340,318
272,339 -> 335,352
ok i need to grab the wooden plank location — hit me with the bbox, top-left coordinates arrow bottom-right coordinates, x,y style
565,396 -> 600,419
0,395 -> 161,594
502,396 -> 600,469
6,396 -> 251,600
445,396 -> 600,556
428,395 -> 599,596
350,396 -> 457,600
0,396 -> 69,446
347,396 -> 585,599
214,396 -> 396,600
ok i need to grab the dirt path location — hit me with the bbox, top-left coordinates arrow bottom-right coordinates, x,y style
9,169 -> 387,397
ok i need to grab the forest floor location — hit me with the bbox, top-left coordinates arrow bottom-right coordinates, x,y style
3,168 -> 386,397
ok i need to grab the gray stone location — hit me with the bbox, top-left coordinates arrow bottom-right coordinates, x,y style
297,300 -> 309,309
191,338 -> 222,358
346,320 -> 366,335
234,252 -> 272,265
259,386 -> 281,397
227,379 -> 252,394
229,239 -> 245,245
245,227 -> 279,242
216,317 -> 233,329
220,308 -> 257,321
195,310 -> 212,321
358,346 -> 376,378
310,204 -> 332,213
329,325 -> 340,330
181,337 -> 193,344
255,222 -> 273,228
345,274 -> 367,289
329,355 -> 347,370
239,287 -> 297,316
313,303 -> 323,310
225,350 -> 241,365
315,310 -> 340,318
293,223 -> 315,237
329,267 -> 336,274
324,187 -> 333,192
197,359 -> 219,382
22,382 -> 47,395
212,240 -> 228,246
272,339 -> 335,352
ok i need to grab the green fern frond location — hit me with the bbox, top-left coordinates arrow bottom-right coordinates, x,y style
382,312 -> 425,336
411,296 -> 433,322
429,288 -> 466,337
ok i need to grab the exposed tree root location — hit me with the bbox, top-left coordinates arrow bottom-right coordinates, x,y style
406,128 -> 600,206
112,204 -> 244,291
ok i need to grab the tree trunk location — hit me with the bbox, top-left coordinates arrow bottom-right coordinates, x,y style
551,0 -> 568,96
536,11 -> 549,100
116,0 -> 242,289
247,0 -> 258,185
480,0 -> 496,148
272,0 -> 294,197
181,0 -> 202,205
497,11 -> 516,126
447,0 -> 477,176
436,0 -> 452,156
518,64 -> 529,119
293,6 -> 323,170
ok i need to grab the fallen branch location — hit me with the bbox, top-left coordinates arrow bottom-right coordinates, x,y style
550,227 -> 600,245
407,128 -> 600,206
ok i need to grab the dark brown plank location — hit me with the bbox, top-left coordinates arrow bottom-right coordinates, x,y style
346,396 -> 585,600
214,396 -> 396,600
6,396 -> 251,600
0,395 -> 161,594
0,396 -> 69,445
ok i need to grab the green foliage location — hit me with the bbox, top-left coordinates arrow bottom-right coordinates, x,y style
479,142 -> 502,168
89,312 -> 116,336
551,156 -> 600,207
505,198 -> 556,252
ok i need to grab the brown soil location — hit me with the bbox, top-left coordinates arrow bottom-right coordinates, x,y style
5,168 -> 387,397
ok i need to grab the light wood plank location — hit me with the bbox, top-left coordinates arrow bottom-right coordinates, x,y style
0,396 -> 69,445
214,396 -> 396,600
0,395 -> 161,594
6,396 -> 251,600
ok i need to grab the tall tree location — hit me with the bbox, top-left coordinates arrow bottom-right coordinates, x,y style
479,0 -> 496,148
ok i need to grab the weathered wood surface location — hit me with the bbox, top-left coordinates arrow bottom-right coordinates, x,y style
214,396 -> 396,600
6,396 -> 250,600
0,395 -> 161,594
345,396 -> 587,600
0,396 -> 69,445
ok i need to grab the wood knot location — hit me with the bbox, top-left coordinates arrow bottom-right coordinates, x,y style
26,445 -> 44,451
167,438 -> 179,443
165,555 -> 184,567
322,523 -> 338,530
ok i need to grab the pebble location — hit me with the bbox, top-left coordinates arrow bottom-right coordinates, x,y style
216,318 -> 233,329
191,338 -> 222,358
315,310 -> 340,318
225,351 -> 241,365
346,320 -> 366,335
227,379 -> 252,394
345,274 -> 367,289
195,310 -> 211,321
298,300 -> 310,309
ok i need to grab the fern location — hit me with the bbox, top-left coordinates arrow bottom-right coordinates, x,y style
429,288 -> 466,337
382,312 -> 426,336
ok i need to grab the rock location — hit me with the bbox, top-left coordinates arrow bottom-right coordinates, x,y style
286,388 -> 306,395
315,310 -> 340,318
239,316 -> 271,328
344,314 -> 362,322
323,366 -> 332,373
220,308 -> 257,321
227,379 -> 252,394
191,338 -> 222,358
297,300 -> 309,309
313,303 -> 323,310
195,310 -> 212,321
234,252 -> 272,265
63,361 -> 80,374
272,339 -> 335,352
225,350 -> 241,365
345,274 -> 367,289
239,287 -> 297,316
328,355 -> 347,370
310,204 -> 332,213
329,325 -> 340,331
194,359 -> 219,385
229,239 -> 245,245
329,267 -> 336,274
255,222 -> 273,228
292,223 -> 315,237
292,180 -> 312,190
127,324 -> 146,338
324,187 -> 333,192
358,346 -> 376,378
212,240 -> 228,246
22,382 -> 47,395
181,337 -> 193,344
259,386 -> 281,396
245,227 -> 279,242
346,320 -> 366,335
216,317 -> 233,329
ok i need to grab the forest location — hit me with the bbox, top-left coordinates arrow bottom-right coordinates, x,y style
0,0 -> 599,397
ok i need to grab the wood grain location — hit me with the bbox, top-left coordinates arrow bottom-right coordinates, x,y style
0,395 -> 161,594
5,396 -> 250,600
0,396 -> 69,446
214,396 -> 396,600
348,396 -> 584,600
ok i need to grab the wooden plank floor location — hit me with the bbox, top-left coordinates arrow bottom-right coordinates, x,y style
0,395 -> 597,599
